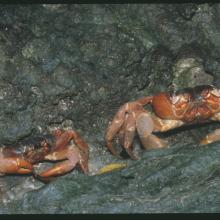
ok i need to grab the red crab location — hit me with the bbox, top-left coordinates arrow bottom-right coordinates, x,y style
0,129 -> 89,177
105,84 -> 220,159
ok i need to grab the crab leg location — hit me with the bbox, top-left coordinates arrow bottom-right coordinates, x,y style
118,127 -> 125,146
78,153 -> 89,174
54,130 -> 88,153
54,129 -> 89,167
106,97 -> 154,157
123,112 -> 138,160
105,105 -> 126,157
136,112 -> 167,149
136,96 -> 153,105
39,146 -> 83,177
200,128 -> 220,145
200,113 -> 220,145
0,156 -> 33,175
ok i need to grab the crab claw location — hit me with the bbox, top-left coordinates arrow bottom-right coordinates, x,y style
0,156 -> 33,175
38,146 -> 88,178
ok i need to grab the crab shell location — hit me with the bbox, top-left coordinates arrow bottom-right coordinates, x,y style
152,85 -> 220,123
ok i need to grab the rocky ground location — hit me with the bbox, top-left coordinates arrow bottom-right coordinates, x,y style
0,4 -> 220,213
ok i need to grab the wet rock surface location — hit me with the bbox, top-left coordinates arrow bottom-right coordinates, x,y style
2,142 -> 220,213
0,4 -> 220,213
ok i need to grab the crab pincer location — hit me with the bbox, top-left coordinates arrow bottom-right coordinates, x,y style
0,155 -> 33,175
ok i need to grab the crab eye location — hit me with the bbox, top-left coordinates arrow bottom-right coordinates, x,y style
200,90 -> 210,99
170,94 -> 190,105
170,95 -> 180,104
41,140 -> 48,148
182,93 -> 190,101
178,94 -> 190,103
210,89 -> 220,97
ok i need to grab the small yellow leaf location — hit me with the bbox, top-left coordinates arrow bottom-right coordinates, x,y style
97,163 -> 127,175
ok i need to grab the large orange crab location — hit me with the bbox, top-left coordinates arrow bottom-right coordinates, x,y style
106,85 -> 220,159
0,129 -> 89,177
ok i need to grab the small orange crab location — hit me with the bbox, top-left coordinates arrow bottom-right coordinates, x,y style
106,85 -> 220,159
0,129 -> 89,177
